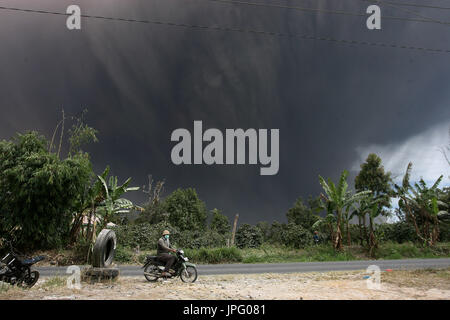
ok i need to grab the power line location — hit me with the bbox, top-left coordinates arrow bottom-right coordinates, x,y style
354,0 -> 450,10
361,0 -> 450,25
276,0 -> 450,11
197,0 -> 450,26
0,5 -> 449,54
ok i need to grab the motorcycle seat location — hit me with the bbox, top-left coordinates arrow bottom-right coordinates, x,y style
21,256 -> 45,266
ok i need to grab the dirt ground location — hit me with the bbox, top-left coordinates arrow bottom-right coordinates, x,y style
1,268 -> 449,300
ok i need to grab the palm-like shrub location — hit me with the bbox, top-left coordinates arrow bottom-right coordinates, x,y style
316,170 -> 370,250
395,163 -> 447,246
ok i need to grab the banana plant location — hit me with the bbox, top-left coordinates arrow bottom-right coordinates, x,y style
350,194 -> 385,256
95,174 -> 141,228
394,162 -> 446,246
318,170 -> 370,250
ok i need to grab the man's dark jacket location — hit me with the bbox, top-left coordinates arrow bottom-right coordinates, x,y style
157,237 -> 173,255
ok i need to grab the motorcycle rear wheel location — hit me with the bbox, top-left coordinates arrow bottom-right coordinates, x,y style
180,266 -> 197,283
19,271 -> 39,288
144,265 -> 159,282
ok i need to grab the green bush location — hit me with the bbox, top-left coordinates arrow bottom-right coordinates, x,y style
439,223 -> 450,242
113,222 -> 228,250
114,245 -> 134,263
0,132 -> 92,250
281,223 -> 314,248
185,247 -> 243,264
235,224 -> 263,248
377,222 -> 417,243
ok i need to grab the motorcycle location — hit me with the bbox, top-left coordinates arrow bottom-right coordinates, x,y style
0,242 -> 45,288
142,249 -> 198,283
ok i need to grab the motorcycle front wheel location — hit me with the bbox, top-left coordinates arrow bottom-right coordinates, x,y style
180,266 -> 197,283
144,265 -> 159,282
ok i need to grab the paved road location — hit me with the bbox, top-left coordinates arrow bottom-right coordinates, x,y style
36,258 -> 450,277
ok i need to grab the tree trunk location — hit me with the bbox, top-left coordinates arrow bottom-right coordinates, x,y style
358,216 -> 364,246
368,216 -> 378,258
85,206 -> 93,242
346,220 -> 351,246
69,212 -> 83,244
363,215 -> 369,246
334,211 -> 343,250
335,224 -> 342,250
230,214 -> 239,246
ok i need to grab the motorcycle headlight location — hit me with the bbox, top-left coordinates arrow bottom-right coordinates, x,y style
183,257 -> 189,261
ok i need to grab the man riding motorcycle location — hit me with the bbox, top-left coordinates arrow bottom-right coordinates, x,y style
157,230 -> 177,277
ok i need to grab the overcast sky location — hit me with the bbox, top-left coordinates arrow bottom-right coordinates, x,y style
0,0 -> 449,224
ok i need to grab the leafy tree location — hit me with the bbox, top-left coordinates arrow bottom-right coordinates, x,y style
318,170 -> 370,250
235,224 -> 263,248
67,109 -> 98,156
210,209 -> 231,235
256,221 -> 271,242
0,132 -> 92,249
286,196 -> 320,230
163,188 -> 208,231
267,221 -> 285,244
354,153 -> 393,247
135,201 -> 166,224
355,154 -> 392,206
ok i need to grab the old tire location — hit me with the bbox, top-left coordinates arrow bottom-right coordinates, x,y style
92,229 -> 117,268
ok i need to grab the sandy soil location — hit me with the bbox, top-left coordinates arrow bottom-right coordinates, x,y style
1,268 -> 449,300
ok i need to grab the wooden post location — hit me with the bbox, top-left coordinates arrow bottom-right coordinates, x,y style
231,213 -> 239,246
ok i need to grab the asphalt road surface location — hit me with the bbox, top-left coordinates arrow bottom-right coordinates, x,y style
36,258 -> 450,277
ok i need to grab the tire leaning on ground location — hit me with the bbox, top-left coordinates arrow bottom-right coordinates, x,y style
92,229 -> 117,268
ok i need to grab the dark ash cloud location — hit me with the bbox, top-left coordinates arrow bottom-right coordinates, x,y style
1,0 -> 449,224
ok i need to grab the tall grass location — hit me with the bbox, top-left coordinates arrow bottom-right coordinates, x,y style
185,247 -> 243,264
241,244 -> 356,263
113,242 -> 450,264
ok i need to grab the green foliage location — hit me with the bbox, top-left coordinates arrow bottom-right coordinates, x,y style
280,223 -> 314,248
185,247 -> 243,264
210,209 -> 231,235
395,163 -> 446,246
256,221 -> 271,242
235,224 -> 263,248
163,188 -> 208,231
135,201 -> 165,224
95,173 -> 140,228
376,241 -> 450,259
113,222 -> 228,250
266,221 -> 285,244
67,110 -> 98,156
114,245 -> 134,263
286,197 -> 320,230
376,222 -> 417,243
355,153 -> 393,206
318,170 -> 370,250
0,132 -> 92,249
240,243 -> 356,263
